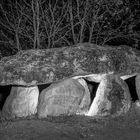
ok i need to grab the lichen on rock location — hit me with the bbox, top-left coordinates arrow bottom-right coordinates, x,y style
2,86 -> 39,119
87,74 -> 131,117
37,78 -> 90,118
0,43 -> 140,86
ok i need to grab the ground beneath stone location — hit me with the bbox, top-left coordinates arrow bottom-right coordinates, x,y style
0,107 -> 140,140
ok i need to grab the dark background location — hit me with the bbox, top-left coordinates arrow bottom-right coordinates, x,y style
0,0 -> 140,57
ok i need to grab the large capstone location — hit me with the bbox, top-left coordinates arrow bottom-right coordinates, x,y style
87,74 -> 131,117
37,78 -> 90,118
2,86 -> 39,118
0,43 -> 140,86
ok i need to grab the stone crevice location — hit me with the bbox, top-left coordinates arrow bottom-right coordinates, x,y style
124,76 -> 138,102
0,85 -> 12,110
38,83 -> 52,94
83,78 -> 99,106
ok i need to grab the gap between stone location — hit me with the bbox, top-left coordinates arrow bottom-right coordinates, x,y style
124,75 -> 138,102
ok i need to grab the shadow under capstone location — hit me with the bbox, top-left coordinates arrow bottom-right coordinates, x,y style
84,79 -> 99,106
38,83 -> 52,94
124,76 -> 138,102
0,85 -> 12,110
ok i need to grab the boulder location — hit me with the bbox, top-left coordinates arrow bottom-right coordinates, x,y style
87,74 -> 131,117
37,78 -> 90,118
0,43 -> 140,86
2,86 -> 39,118
135,75 -> 140,100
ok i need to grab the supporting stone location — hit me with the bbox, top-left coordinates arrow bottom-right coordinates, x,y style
76,78 -> 91,115
2,86 -> 39,118
87,74 -> 131,117
37,78 -> 90,118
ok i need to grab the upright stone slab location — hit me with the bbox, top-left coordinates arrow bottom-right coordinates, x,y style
37,78 -> 91,118
135,75 -> 140,100
76,78 -> 91,115
2,86 -> 39,118
87,74 -> 131,117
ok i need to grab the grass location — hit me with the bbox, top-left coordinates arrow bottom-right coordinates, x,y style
0,102 -> 140,130
0,103 -> 140,140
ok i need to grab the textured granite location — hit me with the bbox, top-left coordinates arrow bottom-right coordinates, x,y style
0,43 -> 140,86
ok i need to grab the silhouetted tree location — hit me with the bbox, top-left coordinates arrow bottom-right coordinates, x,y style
0,0 -> 139,56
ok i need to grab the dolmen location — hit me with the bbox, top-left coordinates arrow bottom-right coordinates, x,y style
0,43 -> 140,119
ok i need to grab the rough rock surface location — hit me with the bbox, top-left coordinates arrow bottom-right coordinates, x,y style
0,43 -> 140,86
136,75 -> 140,100
2,86 -> 39,118
135,100 -> 140,112
37,78 -> 90,118
75,78 -> 91,115
87,74 -> 131,117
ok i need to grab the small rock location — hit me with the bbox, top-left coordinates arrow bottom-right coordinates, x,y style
135,100 -> 140,108
87,74 -> 131,117
37,78 -> 90,118
2,86 -> 39,119
134,100 -> 140,116
135,100 -> 140,111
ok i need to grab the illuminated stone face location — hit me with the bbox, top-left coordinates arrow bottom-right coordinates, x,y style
2,86 -> 39,119
37,74 -> 133,118
87,74 -> 131,117
37,78 -> 90,118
